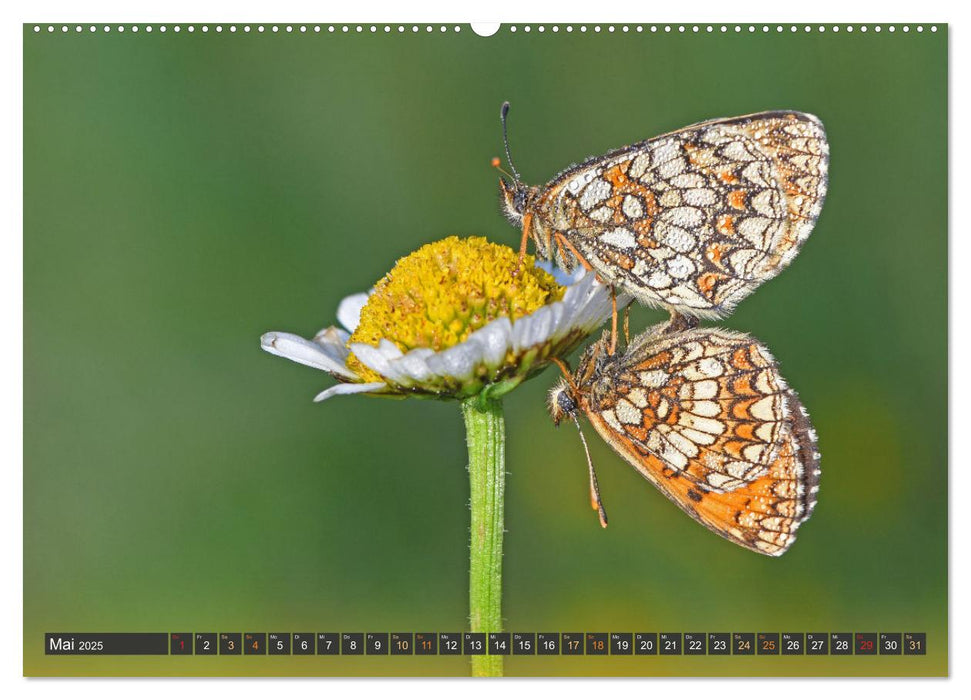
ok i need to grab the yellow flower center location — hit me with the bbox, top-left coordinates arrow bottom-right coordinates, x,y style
347,236 -> 565,382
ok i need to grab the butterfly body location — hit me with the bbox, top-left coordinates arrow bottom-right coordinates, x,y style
549,324 -> 820,556
501,111 -> 829,320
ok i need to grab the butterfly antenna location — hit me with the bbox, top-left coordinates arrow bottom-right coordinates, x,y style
500,101 -> 522,182
571,414 -> 608,528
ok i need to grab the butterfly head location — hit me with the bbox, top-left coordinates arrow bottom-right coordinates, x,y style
548,378 -> 579,427
498,177 -> 537,226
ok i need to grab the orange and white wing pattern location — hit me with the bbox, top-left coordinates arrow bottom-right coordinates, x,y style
534,112 -> 828,318
577,325 -> 819,555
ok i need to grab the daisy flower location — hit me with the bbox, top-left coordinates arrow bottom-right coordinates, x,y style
261,236 -> 619,403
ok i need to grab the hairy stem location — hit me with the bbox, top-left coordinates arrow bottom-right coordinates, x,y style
462,394 -> 505,677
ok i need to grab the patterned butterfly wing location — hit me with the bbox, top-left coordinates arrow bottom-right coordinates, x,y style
532,112 -> 828,319
577,325 -> 819,555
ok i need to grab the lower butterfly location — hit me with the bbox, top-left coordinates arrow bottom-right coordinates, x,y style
549,324 -> 819,556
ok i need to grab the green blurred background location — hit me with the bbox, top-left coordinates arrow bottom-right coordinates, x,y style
24,23 -> 947,676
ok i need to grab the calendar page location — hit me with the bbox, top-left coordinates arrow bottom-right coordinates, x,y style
23,20 -> 947,677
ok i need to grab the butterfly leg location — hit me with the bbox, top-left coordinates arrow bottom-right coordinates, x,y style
553,234 -> 574,272
552,232 -> 594,272
661,310 -> 699,335
623,304 -> 631,347
515,212 -> 533,274
552,357 -> 573,383
552,232 -> 615,353
609,289 -> 619,356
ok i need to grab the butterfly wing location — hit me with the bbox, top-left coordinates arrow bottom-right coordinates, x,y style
581,326 -> 819,555
536,112 -> 828,318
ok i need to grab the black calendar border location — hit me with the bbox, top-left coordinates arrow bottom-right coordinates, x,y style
44,631 -> 928,657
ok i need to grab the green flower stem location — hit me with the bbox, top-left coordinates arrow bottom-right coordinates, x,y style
462,394 -> 505,678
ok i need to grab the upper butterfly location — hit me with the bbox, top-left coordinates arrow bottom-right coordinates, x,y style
498,103 -> 829,320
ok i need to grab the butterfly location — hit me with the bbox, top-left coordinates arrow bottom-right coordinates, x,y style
548,323 -> 819,556
497,104 -> 829,322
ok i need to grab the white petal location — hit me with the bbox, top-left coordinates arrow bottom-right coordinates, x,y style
261,332 -> 357,379
437,343 -> 477,381
376,338 -> 404,359
560,277 -> 587,311
336,292 -> 370,333
562,275 -> 618,333
514,305 -> 552,351
466,318 -> 512,369
348,342 -> 395,378
348,340 -> 407,381
313,326 -> 350,350
423,351 -> 450,378
311,326 -> 351,364
313,382 -> 388,402
392,348 -> 436,384
368,342 -> 413,385
545,302 -> 566,338
527,307 -> 552,348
